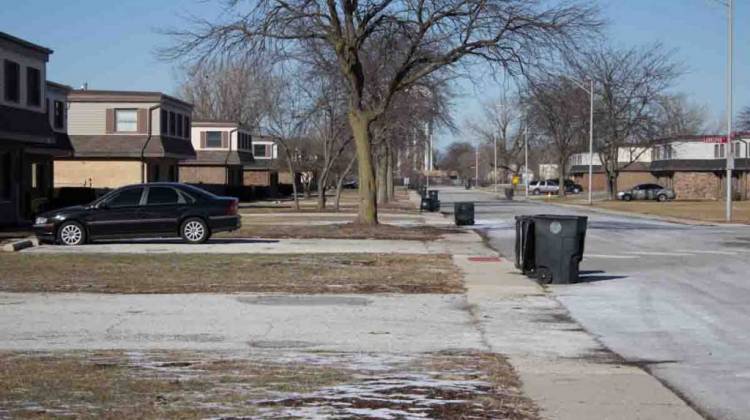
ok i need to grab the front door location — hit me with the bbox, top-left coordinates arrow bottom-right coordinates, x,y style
138,186 -> 184,235
87,186 -> 146,238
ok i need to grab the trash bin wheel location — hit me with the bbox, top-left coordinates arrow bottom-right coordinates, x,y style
536,268 -> 553,285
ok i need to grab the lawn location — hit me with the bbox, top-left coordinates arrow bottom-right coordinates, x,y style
219,222 -> 459,240
593,200 -> 750,224
240,188 -> 417,214
0,350 -> 538,419
0,253 -> 463,294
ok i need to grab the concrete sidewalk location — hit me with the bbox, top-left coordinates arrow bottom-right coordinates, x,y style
453,252 -> 703,420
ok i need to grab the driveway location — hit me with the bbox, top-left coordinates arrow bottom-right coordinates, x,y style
436,186 -> 750,420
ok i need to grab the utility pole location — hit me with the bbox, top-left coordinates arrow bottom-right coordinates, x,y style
725,0 -> 734,222
425,121 -> 431,189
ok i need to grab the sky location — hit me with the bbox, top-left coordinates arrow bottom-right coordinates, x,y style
2,0 -> 747,148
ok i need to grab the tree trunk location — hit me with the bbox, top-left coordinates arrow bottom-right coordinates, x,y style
335,154 -> 357,212
386,143 -> 395,201
377,146 -> 388,205
285,153 -> 300,211
317,179 -> 327,210
349,110 -> 378,224
558,155 -> 567,198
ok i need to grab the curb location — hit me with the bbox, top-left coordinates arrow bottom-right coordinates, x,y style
537,200 -> 739,227
2,237 -> 37,252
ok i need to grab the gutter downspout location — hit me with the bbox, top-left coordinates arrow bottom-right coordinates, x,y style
225,128 -> 238,184
140,105 -> 161,183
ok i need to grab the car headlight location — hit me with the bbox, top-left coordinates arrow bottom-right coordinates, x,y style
35,217 -> 48,225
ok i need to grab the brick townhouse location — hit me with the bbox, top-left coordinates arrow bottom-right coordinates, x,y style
54,89 -> 196,188
0,32 -> 72,226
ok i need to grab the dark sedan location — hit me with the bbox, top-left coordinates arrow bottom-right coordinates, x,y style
33,183 -> 241,245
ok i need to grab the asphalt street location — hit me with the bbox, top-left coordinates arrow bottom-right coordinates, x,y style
437,186 -> 750,420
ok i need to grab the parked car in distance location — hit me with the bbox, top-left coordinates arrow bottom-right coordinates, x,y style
562,179 -> 583,194
33,183 -> 241,246
529,180 -> 559,195
617,184 -> 676,202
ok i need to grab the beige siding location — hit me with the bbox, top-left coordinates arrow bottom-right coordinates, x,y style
67,102 -> 159,135
54,160 -> 142,188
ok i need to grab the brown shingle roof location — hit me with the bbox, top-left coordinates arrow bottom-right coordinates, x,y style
180,150 -> 255,166
68,135 -> 196,159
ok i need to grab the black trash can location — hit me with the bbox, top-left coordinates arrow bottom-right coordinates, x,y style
431,199 -> 441,212
530,215 -> 588,284
420,197 -> 431,212
428,190 -> 439,202
514,215 -> 536,274
454,202 -> 474,226
505,187 -> 515,200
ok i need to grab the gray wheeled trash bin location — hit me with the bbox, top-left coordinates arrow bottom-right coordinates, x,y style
428,190 -> 439,202
454,202 -> 475,226
505,187 -> 515,200
514,215 -> 536,274
531,215 -> 588,284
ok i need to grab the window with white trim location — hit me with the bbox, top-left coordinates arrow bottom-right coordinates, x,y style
205,131 -> 222,148
115,109 -> 138,132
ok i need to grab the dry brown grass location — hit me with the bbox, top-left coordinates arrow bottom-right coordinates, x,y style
219,222 -> 458,240
0,253 -> 463,294
0,351 -> 538,419
592,200 -> 750,224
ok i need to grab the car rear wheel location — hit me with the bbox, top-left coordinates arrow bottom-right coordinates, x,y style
622,194 -> 632,201
181,218 -> 210,244
57,221 -> 86,246
532,189 -> 541,195
657,194 -> 668,202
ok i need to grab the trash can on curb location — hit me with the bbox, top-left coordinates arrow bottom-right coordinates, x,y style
514,215 -> 536,274
530,215 -> 588,284
454,202 -> 474,226
505,187 -> 515,200
428,190 -> 439,202
420,197 -> 440,212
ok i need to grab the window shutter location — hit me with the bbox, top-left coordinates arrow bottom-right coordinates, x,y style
200,132 -> 207,149
221,131 -> 229,148
105,109 -> 115,133
137,109 -> 148,133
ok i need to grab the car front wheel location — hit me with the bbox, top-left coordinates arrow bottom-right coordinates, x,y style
57,221 -> 86,246
181,218 -> 210,244
532,189 -> 541,195
657,194 -> 668,202
622,194 -> 632,201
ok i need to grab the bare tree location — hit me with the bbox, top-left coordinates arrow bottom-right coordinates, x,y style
467,93 -> 526,183
162,0 -> 601,224
571,43 -> 683,197
178,59 -> 273,128
525,75 -> 588,196
736,106 -> 750,132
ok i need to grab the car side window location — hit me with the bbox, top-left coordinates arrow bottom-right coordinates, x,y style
146,187 -> 181,205
107,187 -> 144,208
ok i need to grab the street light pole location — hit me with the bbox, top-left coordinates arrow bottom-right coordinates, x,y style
588,79 -> 594,205
494,135 -> 498,194
475,140 -> 480,185
524,126 -> 529,198
425,121 -> 431,190
560,75 -> 594,204
725,0 -> 734,222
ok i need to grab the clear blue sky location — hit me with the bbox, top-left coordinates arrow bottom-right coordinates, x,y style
2,0 -> 747,146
